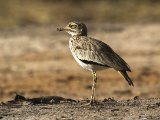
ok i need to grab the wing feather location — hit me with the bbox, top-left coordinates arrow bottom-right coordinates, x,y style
70,36 -> 131,71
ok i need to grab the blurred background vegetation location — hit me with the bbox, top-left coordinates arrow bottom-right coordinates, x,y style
0,0 -> 160,28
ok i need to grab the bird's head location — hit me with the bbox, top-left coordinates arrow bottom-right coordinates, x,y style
57,21 -> 87,37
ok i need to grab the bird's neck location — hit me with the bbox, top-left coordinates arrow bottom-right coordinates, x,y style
72,35 -> 80,40
71,32 -> 87,37
72,34 -> 87,38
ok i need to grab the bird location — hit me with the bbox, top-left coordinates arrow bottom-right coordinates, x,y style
57,21 -> 134,105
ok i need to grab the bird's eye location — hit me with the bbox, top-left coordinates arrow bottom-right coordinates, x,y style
69,25 -> 77,29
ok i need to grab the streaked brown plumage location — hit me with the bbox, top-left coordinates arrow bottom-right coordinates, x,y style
57,21 -> 134,105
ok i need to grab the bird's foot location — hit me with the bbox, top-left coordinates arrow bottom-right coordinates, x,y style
80,99 -> 97,106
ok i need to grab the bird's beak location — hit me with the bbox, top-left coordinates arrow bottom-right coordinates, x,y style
56,27 -> 65,31
57,25 -> 70,32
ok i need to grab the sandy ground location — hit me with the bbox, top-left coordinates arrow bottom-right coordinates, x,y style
0,23 -> 160,119
0,95 -> 160,120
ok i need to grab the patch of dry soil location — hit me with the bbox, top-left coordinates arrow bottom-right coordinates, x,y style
0,95 -> 160,120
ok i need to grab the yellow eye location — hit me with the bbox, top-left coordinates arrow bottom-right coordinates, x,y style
69,24 -> 77,29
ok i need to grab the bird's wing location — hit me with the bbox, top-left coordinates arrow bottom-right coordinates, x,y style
71,36 -> 131,71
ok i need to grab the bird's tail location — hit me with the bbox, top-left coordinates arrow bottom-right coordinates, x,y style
118,70 -> 134,86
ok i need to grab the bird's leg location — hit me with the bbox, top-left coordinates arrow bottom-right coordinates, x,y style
90,71 -> 97,104
80,71 -> 97,106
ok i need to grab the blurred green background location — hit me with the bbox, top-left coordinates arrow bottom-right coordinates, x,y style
0,0 -> 160,28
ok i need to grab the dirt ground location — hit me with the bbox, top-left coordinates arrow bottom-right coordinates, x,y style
0,23 -> 160,119
0,95 -> 160,120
